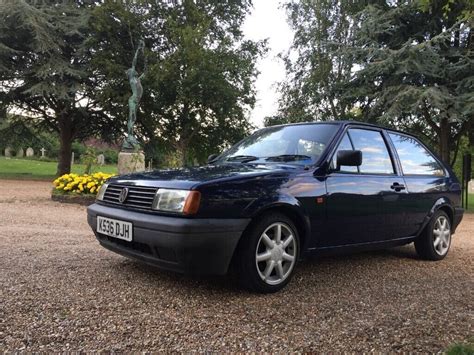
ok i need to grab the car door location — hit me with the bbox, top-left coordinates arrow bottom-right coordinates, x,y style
387,132 -> 448,236
319,127 -> 408,248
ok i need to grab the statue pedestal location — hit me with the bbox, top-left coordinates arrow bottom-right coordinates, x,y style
118,151 -> 145,175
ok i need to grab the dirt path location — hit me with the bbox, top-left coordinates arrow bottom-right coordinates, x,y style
0,180 -> 472,352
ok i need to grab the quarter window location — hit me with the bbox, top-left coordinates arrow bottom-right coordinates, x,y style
348,129 -> 395,174
389,133 -> 444,176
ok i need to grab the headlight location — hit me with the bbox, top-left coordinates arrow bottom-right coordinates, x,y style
152,189 -> 201,214
96,183 -> 109,201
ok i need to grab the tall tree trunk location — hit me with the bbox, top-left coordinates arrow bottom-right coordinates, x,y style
56,116 -> 74,176
439,117 -> 451,165
175,139 -> 188,167
469,119 -> 474,148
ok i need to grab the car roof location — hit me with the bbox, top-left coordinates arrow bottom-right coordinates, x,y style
266,120 -> 420,140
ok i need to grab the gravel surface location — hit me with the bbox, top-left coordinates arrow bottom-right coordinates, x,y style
1,179 -> 473,352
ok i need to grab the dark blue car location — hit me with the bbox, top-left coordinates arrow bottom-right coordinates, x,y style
87,121 -> 464,293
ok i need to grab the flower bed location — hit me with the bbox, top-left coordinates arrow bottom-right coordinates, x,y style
51,172 -> 114,205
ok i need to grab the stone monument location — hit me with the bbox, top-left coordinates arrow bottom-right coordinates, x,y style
40,147 -> 46,159
26,147 -> 34,157
118,39 -> 146,175
4,147 -> 12,157
97,154 -> 105,165
17,147 -> 24,158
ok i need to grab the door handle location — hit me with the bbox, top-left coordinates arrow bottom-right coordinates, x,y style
390,182 -> 406,192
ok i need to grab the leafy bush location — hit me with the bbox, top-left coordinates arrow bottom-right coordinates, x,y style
72,141 -> 87,161
102,148 -> 118,164
81,147 -> 97,174
53,172 -> 114,195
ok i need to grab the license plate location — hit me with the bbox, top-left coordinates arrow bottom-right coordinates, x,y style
97,216 -> 133,242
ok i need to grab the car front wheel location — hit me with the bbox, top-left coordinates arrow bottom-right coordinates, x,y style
236,213 -> 299,293
415,210 -> 452,261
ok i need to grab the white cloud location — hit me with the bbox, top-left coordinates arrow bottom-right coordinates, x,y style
361,147 -> 383,154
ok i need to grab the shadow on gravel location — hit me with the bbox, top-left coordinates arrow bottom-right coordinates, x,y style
110,244 -> 421,295
114,258 -> 246,295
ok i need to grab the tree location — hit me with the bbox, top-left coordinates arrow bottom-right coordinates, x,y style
0,1 -> 121,175
87,1 -> 151,148
278,0 -> 473,165
0,115 -> 59,155
276,0 -> 368,124
81,0 -> 265,166
144,0 -> 265,164
350,0 -> 473,164
1,0 -> 265,172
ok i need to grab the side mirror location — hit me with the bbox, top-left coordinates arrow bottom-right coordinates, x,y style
336,150 -> 362,169
207,153 -> 219,163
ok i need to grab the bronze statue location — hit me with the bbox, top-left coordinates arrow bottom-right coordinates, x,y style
123,39 -> 146,150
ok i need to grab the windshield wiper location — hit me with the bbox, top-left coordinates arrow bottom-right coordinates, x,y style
226,155 -> 259,163
265,154 -> 312,162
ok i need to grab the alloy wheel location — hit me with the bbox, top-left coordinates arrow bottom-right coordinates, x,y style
255,222 -> 297,285
433,215 -> 451,256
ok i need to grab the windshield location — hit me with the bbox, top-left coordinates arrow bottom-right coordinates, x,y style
218,123 -> 338,165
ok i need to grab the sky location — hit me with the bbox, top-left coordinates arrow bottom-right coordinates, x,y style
242,1 -> 293,128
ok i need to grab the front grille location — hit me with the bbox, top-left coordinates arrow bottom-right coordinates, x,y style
103,184 -> 157,210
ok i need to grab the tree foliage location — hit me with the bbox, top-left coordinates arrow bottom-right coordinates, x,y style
278,0 -> 473,165
275,0 -> 367,125
351,0 -> 473,164
0,1 -> 123,175
0,0 -> 264,173
91,0 -> 265,164
145,0 -> 265,164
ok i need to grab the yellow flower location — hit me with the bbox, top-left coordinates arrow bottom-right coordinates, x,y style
52,171 -> 115,195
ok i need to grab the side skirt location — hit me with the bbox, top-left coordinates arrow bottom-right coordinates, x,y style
305,236 -> 417,257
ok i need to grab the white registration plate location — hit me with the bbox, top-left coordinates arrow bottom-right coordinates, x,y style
97,216 -> 133,242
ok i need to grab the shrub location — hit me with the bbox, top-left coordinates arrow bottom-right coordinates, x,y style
81,147 -> 97,174
72,141 -> 87,160
102,148 -> 119,164
53,172 -> 114,195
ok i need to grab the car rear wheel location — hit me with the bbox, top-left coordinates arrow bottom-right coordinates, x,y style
236,213 -> 299,293
415,210 -> 451,261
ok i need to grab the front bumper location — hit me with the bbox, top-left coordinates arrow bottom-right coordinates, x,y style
87,203 -> 250,275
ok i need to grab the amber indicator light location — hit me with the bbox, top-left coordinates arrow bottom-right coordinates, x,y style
183,191 -> 201,215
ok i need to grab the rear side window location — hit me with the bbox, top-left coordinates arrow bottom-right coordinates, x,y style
389,133 -> 444,176
349,129 -> 395,174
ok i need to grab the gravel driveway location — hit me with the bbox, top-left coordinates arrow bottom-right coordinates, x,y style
1,180 -> 472,352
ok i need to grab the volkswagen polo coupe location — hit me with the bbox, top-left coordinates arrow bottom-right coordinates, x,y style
87,121 -> 464,293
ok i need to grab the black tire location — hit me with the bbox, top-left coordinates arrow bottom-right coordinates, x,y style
415,210 -> 452,261
235,213 -> 299,293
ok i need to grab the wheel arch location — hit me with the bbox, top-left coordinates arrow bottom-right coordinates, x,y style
437,205 -> 454,227
244,203 -> 311,257
418,197 -> 455,236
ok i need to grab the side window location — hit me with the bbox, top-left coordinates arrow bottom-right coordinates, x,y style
349,129 -> 395,174
332,133 -> 358,173
389,133 -> 444,176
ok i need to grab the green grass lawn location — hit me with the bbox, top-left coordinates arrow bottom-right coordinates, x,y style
0,157 -> 117,180
467,193 -> 474,213
446,338 -> 474,355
